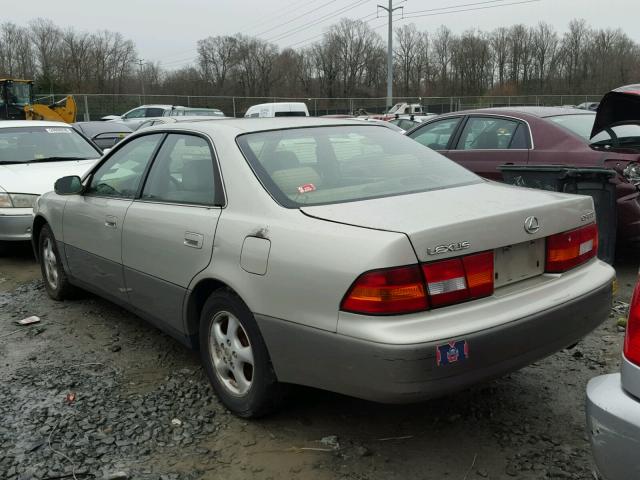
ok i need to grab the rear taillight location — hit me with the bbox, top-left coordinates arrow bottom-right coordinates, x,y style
342,251 -> 494,315
340,265 -> 428,315
624,280 -> 640,367
421,252 -> 494,308
545,223 -> 598,273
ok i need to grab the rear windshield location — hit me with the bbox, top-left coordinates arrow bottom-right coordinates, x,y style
0,126 -> 100,163
547,114 -> 595,140
236,125 -> 480,208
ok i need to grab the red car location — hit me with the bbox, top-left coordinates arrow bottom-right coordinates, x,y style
406,95 -> 640,244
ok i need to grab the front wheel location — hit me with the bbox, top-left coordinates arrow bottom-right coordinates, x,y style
39,224 -> 76,300
199,290 -> 283,417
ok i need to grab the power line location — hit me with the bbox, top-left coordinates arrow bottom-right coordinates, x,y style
401,0 -> 540,20
265,0 -> 372,42
402,0 -> 508,15
256,0 -> 341,37
245,0 -> 321,32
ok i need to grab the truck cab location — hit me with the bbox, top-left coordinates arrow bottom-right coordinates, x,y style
0,79 -> 34,120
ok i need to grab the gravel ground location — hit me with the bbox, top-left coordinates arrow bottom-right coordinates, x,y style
0,242 -> 636,480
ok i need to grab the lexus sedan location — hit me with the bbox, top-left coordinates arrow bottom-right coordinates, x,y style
0,121 -> 101,247
405,106 -> 640,245
33,118 -> 615,417
587,275 -> 640,480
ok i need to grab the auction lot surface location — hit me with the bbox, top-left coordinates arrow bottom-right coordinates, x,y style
0,243 -> 636,480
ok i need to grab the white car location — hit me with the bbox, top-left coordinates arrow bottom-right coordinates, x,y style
0,121 -> 101,246
102,105 -> 183,128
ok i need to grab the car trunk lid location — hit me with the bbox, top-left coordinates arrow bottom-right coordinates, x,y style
591,84 -> 640,139
300,181 -> 595,272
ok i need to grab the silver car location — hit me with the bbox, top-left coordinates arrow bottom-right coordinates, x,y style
586,278 -> 640,479
33,118 -> 615,417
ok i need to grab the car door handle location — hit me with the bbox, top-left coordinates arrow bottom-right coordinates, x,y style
184,232 -> 203,249
105,215 -> 117,228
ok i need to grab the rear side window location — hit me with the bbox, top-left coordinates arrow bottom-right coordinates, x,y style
141,134 -> 217,206
237,125 -> 480,208
145,108 -> 165,117
456,117 -> 524,150
409,118 -> 461,150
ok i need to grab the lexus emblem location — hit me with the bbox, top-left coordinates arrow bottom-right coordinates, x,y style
524,216 -> 540,234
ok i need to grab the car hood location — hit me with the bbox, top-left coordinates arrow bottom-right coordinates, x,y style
300,181 -> 594,262
0,159 -> 97,195
591,84 -> 640,138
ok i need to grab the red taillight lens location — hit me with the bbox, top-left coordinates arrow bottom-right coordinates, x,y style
342,251 -> 495,315
624,280 -> 640,366
422,258 -> 469,307
341,265 -> 428,315
422,251 -> 494,308
462,251 -> 495,298
545,223 -> 598,273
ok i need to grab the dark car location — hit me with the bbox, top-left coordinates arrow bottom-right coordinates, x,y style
72,121 -> 132,151
406,105 -> 640,244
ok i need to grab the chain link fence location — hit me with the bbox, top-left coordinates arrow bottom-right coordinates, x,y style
34,93 -> 603,121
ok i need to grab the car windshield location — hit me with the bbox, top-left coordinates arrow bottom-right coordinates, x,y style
237,125 -> 480,208
547,114 -> 596,140
0,126 -> 100,163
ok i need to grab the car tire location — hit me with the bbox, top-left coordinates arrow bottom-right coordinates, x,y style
39,224 -> 76,300
199,289 -> 283,418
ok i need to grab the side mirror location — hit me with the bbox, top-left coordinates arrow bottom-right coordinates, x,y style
102,147 -> 112,155
54,176 -> 83,195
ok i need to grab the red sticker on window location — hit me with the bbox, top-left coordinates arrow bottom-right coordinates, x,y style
297,183 -> 316,194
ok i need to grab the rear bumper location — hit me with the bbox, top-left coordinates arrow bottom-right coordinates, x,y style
258,269 -> 613,403
586,373 -> 640,480
0,212 -> 32,241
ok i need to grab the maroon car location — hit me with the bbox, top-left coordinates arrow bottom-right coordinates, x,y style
406,102 -> 640,243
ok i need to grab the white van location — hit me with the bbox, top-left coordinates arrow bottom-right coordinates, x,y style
244,102 -> 310,118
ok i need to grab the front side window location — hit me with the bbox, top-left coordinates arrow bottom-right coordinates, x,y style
0,126 -> 100,164
456,117 -> 524,150
141,134 -> 217,205
86,134 -> 163,198
409,118 -> 461,150
237,125 -> 480,208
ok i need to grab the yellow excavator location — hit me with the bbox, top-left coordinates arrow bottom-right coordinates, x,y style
0,78 -> 76,123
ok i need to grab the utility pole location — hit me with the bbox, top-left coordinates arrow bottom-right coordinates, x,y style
136,58 -> 146,103
378,0 -> 403,111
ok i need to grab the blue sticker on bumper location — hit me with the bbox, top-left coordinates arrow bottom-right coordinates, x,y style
436,340 -> 469,366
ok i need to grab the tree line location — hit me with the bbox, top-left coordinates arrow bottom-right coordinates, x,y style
1,17 -> 639,99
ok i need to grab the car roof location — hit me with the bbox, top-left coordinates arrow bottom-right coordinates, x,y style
144,117 -> 375,135
0,120 -> 72,128
453,106 -> 595,118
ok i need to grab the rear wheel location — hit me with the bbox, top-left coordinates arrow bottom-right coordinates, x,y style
199,290 -> 283,417
39,224 -> 76,300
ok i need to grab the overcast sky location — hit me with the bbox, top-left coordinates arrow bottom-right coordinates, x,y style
9,0 -> 639,69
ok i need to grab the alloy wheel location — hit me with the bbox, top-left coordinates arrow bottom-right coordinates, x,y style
42,237 -> 59,290
209,311 -> 254,396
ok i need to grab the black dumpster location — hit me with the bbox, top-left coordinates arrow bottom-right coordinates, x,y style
498,165 -> 617,264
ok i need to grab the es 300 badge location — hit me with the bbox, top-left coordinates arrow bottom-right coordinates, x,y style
436,340 -> 469,366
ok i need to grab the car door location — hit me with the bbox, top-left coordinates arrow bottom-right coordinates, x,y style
407,117 -> 463,154
446,115 -> 530,180
121,133 -> 223,335
62,133 -> 165,303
